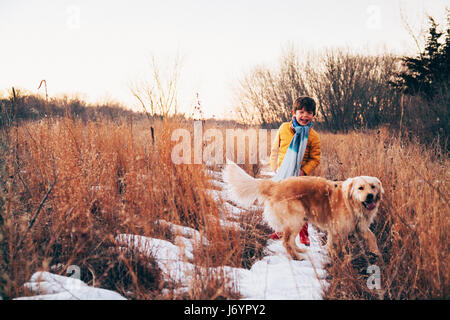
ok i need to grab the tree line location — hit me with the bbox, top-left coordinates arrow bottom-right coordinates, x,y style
0,89 -> 146,127
233,15 -> 449,149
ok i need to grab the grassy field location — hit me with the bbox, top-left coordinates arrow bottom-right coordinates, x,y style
0,117 -> 448,299
317,129 -> 448,299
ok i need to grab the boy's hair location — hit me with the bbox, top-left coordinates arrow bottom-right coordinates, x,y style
292,96 -> 316,115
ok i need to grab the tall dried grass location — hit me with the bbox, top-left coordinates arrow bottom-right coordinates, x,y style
0,116 -> 447,300
317,128 -> 449,299
0,116 -> 269,300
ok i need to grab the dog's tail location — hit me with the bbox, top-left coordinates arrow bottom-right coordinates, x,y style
222,160 -> 274,207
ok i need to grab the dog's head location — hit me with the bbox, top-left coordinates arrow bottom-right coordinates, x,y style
344,176 -> 384,213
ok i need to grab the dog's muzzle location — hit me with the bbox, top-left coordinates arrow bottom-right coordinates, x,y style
362,193 -> 376,210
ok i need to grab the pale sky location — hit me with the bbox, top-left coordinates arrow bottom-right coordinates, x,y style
0,0 -> 448,119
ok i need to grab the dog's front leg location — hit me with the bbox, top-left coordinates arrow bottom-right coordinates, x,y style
359,228 -> 382,258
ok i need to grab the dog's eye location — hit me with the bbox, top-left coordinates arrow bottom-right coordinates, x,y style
371,185 -> 376,189
358,186 -> 364,190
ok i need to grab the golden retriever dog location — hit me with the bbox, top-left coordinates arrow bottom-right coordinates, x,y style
223,162 -> 384,260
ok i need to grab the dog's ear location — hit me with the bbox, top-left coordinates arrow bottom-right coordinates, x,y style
348,181 -> 354,199
343,178 -> 354,200
377,179 -> 385,195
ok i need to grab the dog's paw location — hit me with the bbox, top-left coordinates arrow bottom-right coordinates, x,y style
292,252 -> 306,261
295,246 -> 307,254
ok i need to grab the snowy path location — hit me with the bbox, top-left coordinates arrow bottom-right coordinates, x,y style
210,167 -> 329,299
15,166 -> 329,300
236,230 -> 328,299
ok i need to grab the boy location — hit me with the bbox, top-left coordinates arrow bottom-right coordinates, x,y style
269,96 -> 321,245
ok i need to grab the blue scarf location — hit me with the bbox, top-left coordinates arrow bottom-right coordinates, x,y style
272,117 -> 312,182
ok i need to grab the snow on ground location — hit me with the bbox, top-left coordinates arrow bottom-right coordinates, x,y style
236,227 -> 329,299
14,271 -> 126,300
206,167 -> 330,299
15,166 -> 329,300
156,219 -> 210,246
115,233 -> 245,296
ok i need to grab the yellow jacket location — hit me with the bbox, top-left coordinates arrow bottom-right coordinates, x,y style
269,121 -> 321,175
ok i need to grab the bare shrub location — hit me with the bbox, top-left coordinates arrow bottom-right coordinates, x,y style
129,54 -> 182,119
233,46 -> 311,126
308,50 -> 401,132
233,47 -> 401,132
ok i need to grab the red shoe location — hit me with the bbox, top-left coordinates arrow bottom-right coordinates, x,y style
269,232 -> 283,240
299,223 -> 310,246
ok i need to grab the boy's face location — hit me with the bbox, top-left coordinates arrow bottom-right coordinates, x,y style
292,108 -> 314,126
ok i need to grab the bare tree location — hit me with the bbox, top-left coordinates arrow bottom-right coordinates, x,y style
307,49 -> 400,132
234,47 -> 400,132
233,46 -> 310,127
129,54 -> 182,119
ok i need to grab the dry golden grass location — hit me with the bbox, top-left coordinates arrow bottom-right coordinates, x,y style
0,117 -> 447,300
317,128 -> 449,299
0,116 -> 269,300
